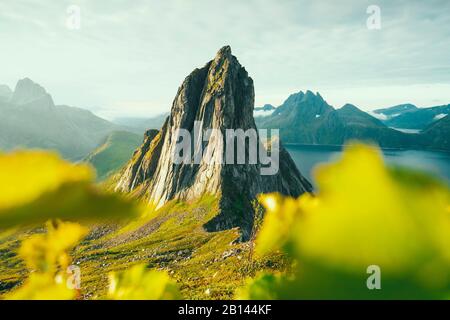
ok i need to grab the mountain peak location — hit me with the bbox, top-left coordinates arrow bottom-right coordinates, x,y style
272,90 -> 333,118
115,47 -> 311,239
211,45 -> 236,67
340,103 -> 360,112
302,90 -> 324,103
291,90 -> 305,98
11,78 -> 52,105
285,90 -> 324,104
216,45 -> 232,58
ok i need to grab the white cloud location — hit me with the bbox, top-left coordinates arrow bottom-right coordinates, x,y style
367,111 -> 387,120
0,0 -> 449,117
254,110 -> 275,118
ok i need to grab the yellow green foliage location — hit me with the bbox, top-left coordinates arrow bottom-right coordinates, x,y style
0,150 -> 154,300
255,194 -> 302,257
0,151 -> 92,210
6,273 -> 76,300
19,221 -> 87,274
236,273 -> 284,300
246,144 -> 450,299
6,221 -> 183,300
108,264 -> 181,300
6,221 -> 87,300
0,151 -> 140,228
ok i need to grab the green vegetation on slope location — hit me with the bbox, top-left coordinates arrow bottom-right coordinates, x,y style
85,131 -> 143,181
73,195 -> 286,300
0,195 -> 286,299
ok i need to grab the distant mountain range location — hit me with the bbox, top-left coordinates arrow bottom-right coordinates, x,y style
1,77 -> 448,164
0,78 -> 120,160
373,103 -> 450,130
113,113 -> 169,134
256,91 -> 450,151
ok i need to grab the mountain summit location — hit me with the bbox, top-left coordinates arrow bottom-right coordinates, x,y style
10,78 -> 53,106
115,46 -> 312,238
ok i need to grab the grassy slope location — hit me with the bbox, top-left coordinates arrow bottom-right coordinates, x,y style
0,230 -> 26,294
0,195 -> 286,300
85,131 -> 142,181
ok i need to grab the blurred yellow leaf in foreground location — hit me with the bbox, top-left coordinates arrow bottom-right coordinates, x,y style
0,150 -> 140,228
250,144 -> 450,299
6,273 -> 76,300
6,221 -> 87,300
19,221 -> 87,274
108,264 -> 181,300
0,151 -> 92,210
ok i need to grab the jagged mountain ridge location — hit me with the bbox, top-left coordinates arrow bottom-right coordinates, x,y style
115,46 -> 312,239
0,78 -> 120,159
10,78 -> 50,105
256,91 -> 435,149
377,104 -> 450,130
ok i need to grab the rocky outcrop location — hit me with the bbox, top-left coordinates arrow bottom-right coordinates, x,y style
115,46 -> 312,239
10,78 -> 52,106
115,128 -> 162,194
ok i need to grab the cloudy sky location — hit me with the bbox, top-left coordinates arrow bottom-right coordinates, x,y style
1,0 -> 449,119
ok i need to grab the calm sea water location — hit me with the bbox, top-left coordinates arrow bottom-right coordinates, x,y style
285,145 -> 450,188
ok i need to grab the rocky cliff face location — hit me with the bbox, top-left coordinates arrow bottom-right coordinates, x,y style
116,46 -> 312,239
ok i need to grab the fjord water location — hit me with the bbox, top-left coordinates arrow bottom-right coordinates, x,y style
286,145 -> 450,188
